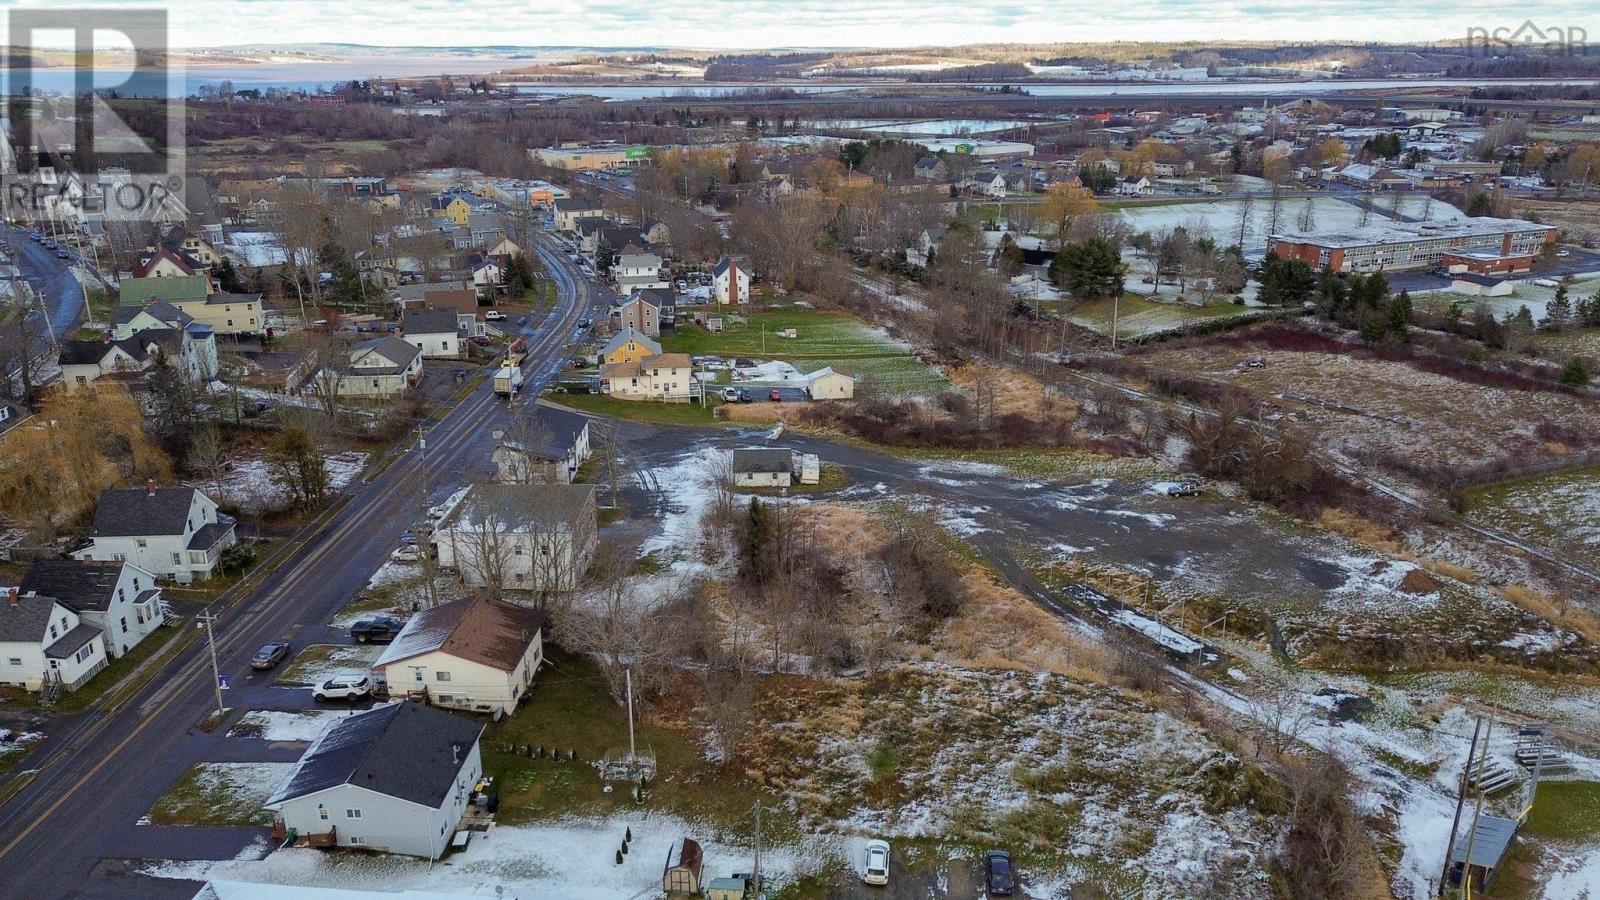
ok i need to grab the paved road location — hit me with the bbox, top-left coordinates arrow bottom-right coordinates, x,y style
0,232 -> 588,900
4,225 -> 88,338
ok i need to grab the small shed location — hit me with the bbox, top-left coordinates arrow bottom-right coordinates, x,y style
1450,274 -> 1513,297
1449,813 -> 1518,892
799,453 -> 821,485
664,837 -> 705,896
706,315 -> 725,334
706,875 -> 750,900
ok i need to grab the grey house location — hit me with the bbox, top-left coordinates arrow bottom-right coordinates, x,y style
731,448 -> 797,488
266,702 -> 485,858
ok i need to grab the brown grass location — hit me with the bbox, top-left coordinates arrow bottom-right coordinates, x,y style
1420,558 -> 1477,584
1502,585 -> 1600,645
717,401 -> 821,424
1317,508 -> 1405,556
946,361 -> 1079,421
934,568 -> 1117,685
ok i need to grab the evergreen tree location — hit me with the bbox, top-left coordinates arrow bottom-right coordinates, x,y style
1048,238 -> 1127,301
1560,357 -> 1591,386
1545,279 -> 1573,331
1387,290 -> 1413,334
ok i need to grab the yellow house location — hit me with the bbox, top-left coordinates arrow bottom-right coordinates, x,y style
600,327 -> 662,366
372,596 -> 546,714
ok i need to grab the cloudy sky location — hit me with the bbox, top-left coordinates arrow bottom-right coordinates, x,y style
4,0 -> 1599,50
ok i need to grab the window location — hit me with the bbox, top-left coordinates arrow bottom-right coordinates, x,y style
121,617 -> 128,633
136,539 -> 148,548
171,552 -> 182,567
49,625 -> 58,640
318,807 -> 329,821
435,671 -> 452,682
437,694 -> 453,704
345,809 -> 362,819
347,836 -> 366,846
6,658 -> 21,666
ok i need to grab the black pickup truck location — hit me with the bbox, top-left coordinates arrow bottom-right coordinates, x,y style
350,616 -> 405,644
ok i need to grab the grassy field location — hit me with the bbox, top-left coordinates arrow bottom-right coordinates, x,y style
662,308 -> 947,398
548,392 -> 720,425
1062,293 -> 1254,340
1525,781 -> 1600,842
275,644 -> 383,686
1467,465 -> 1600,561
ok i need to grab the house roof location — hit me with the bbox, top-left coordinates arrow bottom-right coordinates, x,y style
19,559 -> 131,613
0,594 -> 62,643
641,352 -> 691,370
732,448 -> 794,475
44,622 -> 103,659
265,702 -> 484,809
109,299 -> 192,329
120,275 -> 209,305
602,328 -> 661,358
90,487 -> 201,537
497,404 -> 590,461
402,308 -> 460,336
374,596 -> 546,671
188,522 -> 234,551
713,256 -> 742,278
132,247 -> 199,279
349,335 -> 423,374
554,198 -> 600,212
59,339 -> 122,367
393,281 -> 470,303
204,292 -> 262,306
438,483 -> 597,535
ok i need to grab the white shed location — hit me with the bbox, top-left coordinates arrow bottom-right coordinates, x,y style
805,367 -> 855,400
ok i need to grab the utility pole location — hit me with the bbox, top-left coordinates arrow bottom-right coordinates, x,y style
625,668 -> 636,763
198,608 -> 225,718
416,431 -> 438,609
1439,716 -> 1483,896
1459,715 -> 1495,900
753,799 -> 763,899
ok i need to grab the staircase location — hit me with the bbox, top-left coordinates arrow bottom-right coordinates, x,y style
1515,724 -> 1572,774
1464,757 -> 1519,795
39,670 -> 64,706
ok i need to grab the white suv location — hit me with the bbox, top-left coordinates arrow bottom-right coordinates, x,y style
312,673 -> 372,702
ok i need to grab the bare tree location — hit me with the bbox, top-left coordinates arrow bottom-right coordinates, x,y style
555,541 -> 689,705
450,507 -> 517,601
495,413 -> 557,484
186,424 -> 231,508
302,331 -> 351,424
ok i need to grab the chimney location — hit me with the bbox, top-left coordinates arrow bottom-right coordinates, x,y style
146,479 -> 157,497
6,587 -> 18,606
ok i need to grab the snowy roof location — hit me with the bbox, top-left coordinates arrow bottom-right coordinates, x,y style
1270,216 -> 1552,249
265,702 -> 483,808
200,882 -> 488,900
438,483 -> 597,534
19,559 -> 130,613
90,487 -> 201,537
374,596 -> 546,671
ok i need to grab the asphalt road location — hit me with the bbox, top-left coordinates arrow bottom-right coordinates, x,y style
0,232 -> 588,900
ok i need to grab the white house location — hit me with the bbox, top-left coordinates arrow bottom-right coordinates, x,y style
74,485 -> 236,583
19,559 -> 165,657
492,404 -> 593,485
712,256 -> 751,305
1115,176 -> 1155,196
731,448 -> 796,488
266,702 -> 485,859
613,250 -> 668,293
338,335 -> 424,399
374,596 -> 546,714
553,198 -> 603,232
470,259 -> 503,295
434,484 -> 598,592
401,308 -> 462,359
963,170 -> 1008,198
0,589 -> 109,692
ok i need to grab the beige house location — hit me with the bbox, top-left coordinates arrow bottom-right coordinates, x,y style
600,352 -> 693,402
805,367 -> 855,400
434,484 -> 598,592
374,596 -> 546,715
171,293 -> 266,336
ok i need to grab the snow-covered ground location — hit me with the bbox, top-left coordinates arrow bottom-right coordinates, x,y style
227,709 -> 364,742
145,811 -> 834,899
204,450 -> 368,515
277,645 -> 384,686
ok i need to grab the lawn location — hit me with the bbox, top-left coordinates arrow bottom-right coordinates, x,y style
1062,293 -> 1257,340
275,644 -> 383,687
547,392 -> 720,426
4,618 -> 193,713
147,761 -> 295,826
661,308 -> 947,398
1524,781 -> 1600,842
482,649 -> 797,842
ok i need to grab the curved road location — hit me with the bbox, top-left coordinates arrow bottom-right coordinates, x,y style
0,232 -> 587,900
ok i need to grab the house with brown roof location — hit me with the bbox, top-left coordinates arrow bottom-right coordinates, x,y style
600,352 -> 693,402
373,596 -> 547,714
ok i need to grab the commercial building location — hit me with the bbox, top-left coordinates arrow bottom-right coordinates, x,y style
529,144 -> 650,171
1266,218 -> 1556,274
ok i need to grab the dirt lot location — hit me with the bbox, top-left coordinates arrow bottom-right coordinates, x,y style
1140,341 -> 1600,484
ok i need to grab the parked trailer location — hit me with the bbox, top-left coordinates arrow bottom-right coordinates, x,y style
493,362 -> 525,399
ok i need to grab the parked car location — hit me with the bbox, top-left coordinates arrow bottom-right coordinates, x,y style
719,387 -> 740,402
1557,249 -> 1570,257
863,840 -> 891,886
55,249 -> 69,259
484,309 -> 506,321
249,641 -> 291,670
390,545 -> 421,563
738,389 -> 753,403
675,279 -> 688,291
769,388 -> 783,402
399,529 -> 418,545
312,673 -> 373,702
350,616 -> 405,644
470,335 -> 493,347
984,850 -> 1015,896
1165,479 -> 1203,497
578,318 -> 592,328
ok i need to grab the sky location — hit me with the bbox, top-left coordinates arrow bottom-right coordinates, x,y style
1,0 -> 1599,51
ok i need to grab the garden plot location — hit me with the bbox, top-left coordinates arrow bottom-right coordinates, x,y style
274,644 -> 383,687
1116,193 -> 1462,247
1141,341 -> 1600,480
1468,466 -> 1600,562
743,665 -> 1281,898
142,810 -> 837,898
227,709 -> 363,742
146,762 -> 295,827
1064,292 -> 1264,340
